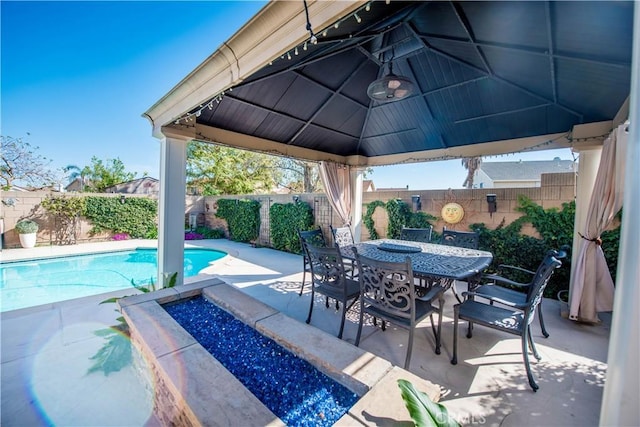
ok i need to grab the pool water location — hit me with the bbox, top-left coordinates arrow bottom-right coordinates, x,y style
164,296 -> 359,427
0,248 -> 226,312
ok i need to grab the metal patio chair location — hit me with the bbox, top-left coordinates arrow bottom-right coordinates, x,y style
330,225 -> 357,278
473,248 -> 567,338
298,227 -> 326,296
451,249 -> 564,391
440,228 -> 481,301
440,228 -> 480,250
304,242 -> 360,339
352,247 -> 446,369
399,226 -> 433,243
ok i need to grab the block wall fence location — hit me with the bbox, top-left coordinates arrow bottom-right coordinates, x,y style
0,172 -> 574,249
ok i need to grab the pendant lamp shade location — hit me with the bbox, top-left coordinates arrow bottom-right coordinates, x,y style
367,62 -> 415,102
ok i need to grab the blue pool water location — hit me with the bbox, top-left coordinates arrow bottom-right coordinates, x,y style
165,297 -> 359,427
0,248 -> 226,312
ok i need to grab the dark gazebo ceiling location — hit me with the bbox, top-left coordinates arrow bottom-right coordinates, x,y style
189,1 -> 633,160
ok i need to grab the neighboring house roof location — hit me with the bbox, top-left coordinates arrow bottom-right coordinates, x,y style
104,177 -> 159,194
479,159 -> 575,181
65,177 -> 85,192
363,180 -> 376,192
5,184 -> 30,192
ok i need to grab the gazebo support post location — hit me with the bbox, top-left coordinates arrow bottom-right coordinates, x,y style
600,5 -> 640,423
157,128 -> 190,287
350,167 -> 364,243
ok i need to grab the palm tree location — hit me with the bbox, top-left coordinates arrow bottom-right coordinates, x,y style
64,164 -> 87,191
461,157 -> 482,189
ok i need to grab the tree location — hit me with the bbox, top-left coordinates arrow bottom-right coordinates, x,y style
64,164 -> 88,191
276,159 -> 372,194
0,135 -> 58,190
81,156 -> 137,192
276,159 -> 322,193
461,157 -> 482,189
186,141 -> 280,195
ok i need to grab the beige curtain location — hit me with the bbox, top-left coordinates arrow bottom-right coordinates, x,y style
319,161 -> 352,226
569,123 -> 627,322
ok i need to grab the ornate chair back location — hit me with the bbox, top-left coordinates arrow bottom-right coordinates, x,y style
441,229 -> 479,249
330,225 -> 355,248
399,226 -> 433,243
356,252 -> 416,322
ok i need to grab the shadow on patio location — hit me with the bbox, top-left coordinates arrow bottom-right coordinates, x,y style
0,239 -> 610,426
207,240 -> 610,427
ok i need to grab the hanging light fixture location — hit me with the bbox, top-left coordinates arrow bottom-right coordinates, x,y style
367,61 -> 415,102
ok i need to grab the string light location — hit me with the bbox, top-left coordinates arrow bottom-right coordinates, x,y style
303,0 -> 317,45
177,0 -> 381,124
172,86 -> 235,124
267,1 -> 377,67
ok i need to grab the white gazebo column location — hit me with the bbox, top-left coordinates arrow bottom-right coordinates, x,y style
569,147 -> 601,300
350,167 -> 365,243
157,128 -> 190,286
600,5 -> 640,424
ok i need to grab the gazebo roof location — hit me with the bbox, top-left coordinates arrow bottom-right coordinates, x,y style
145,1 -> 633,165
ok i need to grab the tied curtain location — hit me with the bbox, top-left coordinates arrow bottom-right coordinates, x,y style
319,161 -> 352,226
569,123 -> 628,323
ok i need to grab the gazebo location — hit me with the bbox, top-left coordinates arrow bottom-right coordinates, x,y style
144,1 -> 638,423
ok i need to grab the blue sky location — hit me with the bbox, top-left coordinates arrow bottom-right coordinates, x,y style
2,1 -> 267,181
2,1 -> 574,191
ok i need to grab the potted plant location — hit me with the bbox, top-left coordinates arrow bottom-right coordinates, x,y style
15,219 -> 39,248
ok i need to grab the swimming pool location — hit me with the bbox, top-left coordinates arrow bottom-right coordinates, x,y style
0,248 -> 227,312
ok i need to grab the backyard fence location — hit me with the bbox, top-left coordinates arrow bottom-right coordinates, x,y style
0,172 -> 575,249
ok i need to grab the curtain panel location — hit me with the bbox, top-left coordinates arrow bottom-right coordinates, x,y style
569,124 -> 627,322
319,161 -> 352,226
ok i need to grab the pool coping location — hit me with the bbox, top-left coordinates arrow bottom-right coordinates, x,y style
119,278 -> 441,426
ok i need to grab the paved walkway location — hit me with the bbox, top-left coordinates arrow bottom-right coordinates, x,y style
1,240 -> 611,426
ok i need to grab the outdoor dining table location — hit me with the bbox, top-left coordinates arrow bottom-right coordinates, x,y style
342,239 -> 493,293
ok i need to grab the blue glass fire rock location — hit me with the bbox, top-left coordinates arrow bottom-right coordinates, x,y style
164,296 -> 359,426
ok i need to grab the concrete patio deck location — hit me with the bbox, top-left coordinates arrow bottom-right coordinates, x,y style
1,239 -> 611,426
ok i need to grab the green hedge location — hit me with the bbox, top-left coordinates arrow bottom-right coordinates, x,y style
364,199 -> 438,240
471,195 -> 620,299
270,201 -> 314,253
216,199 -> 260,242
83,196 -> 157,238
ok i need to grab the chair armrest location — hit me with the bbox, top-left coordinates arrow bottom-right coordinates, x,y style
481,274 -> 530,288
416,284 -> 446,302
462,291 -> 527,309
498,264 -> 536,275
